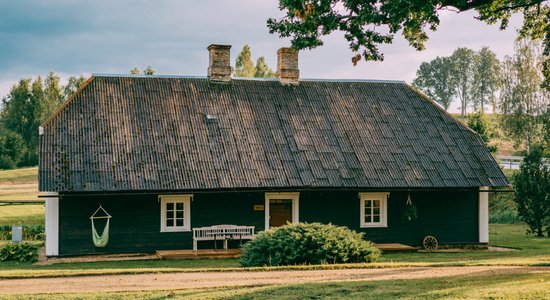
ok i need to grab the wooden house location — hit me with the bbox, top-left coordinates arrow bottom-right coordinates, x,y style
39,45 -> 509,256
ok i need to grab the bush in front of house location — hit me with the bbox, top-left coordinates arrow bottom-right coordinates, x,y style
0,242 -> 39,262
240,222 -> 380,267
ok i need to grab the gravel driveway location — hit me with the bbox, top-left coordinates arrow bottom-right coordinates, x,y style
0,266 -> 548,295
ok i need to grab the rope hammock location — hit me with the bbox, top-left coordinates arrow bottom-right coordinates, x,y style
90,204 -> 111,247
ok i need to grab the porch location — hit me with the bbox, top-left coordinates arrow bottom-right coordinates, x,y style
155,243 -> 418,260
156,249 -> 242,260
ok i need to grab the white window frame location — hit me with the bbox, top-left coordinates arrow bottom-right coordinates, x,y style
360,192 -> 389,228
159,194 -> 192,232
265,192 -> 299,230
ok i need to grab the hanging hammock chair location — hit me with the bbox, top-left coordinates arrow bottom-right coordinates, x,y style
90,205 -> 111,247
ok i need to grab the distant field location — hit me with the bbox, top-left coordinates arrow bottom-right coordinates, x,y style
0,204 -> 44,225
0,167 -> 38,201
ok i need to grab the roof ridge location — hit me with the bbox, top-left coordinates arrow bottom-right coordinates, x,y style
92,73 -> 405,84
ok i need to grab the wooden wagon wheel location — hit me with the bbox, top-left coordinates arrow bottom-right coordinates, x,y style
423,235 -> 438,252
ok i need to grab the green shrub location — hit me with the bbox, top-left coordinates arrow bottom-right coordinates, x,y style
0,242 -> 39,262
489,192 -> 519,224
240,222 -> 380,267
0,224 -> 45,241
0,225 -> 10,240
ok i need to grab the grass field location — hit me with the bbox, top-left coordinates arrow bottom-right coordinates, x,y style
0,203 -> 44,225
0,166 -> 39,201
16,272 -> 544,300
0,225 -> 548,299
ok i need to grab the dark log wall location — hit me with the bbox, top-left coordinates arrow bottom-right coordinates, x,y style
58,190 -> 478,256
300,190 -> 479,245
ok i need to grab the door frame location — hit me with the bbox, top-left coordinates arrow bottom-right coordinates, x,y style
265,192 -> 299,230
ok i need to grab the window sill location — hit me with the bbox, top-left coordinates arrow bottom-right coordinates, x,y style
160,229 -> 191,233
360,224 -> 387,228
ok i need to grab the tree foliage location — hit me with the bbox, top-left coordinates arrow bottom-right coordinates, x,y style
0,78 -> 42,165
473,47 -> 501,113
467,113 -> 498,153
235,45 -> 256,77
413,47 -> 500,114
451,48 -> 477,115
255,57 -> 277,78
0,73 -> 87,168
267,0 -> 550,87
235,45 -> 277,78
513,146 -> 550,237
499,39 -> 549,152
63,75 -> 87,98
0,129 -> 26,169
412,56 -> 455,111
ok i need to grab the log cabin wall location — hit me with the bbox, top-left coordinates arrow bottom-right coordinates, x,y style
58,189 -> 477,256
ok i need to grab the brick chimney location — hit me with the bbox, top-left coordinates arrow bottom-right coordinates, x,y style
277,47 -> 299,85
207,44 -> 232,82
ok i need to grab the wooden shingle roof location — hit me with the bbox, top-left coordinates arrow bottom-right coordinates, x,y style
39,75 -> 509,192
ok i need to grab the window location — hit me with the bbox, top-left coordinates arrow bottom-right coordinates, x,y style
159,195 -> 191,232
360,193 -> 388,228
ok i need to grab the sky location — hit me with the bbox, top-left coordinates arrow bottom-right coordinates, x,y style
0,1 -> 522,112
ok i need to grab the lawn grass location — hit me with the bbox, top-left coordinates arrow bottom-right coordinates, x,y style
3,271 -> 548,299
0,166 -> 39,201
0,203 -> 44,225
380,224 -> 550,265
0,224 -> 548,279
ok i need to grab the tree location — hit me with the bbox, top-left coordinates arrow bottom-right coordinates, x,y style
0,129 -> 26,169
412,56 -> 455,111
472,47 -> 501,113
467,113 -> 498,153
235,45 -> 256,77
255,57 -> 276,78
235,45 -> 277,78
513,146 -> 550,237
267,0 -> 550,87
499,39 -> 549,152
451,48 -> 476,115
0,78 -> 41,165
63,75 -> 87,99
42,72 -> 64,123
0,72 -> 86,168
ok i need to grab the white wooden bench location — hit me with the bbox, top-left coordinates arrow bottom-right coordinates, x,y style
192,225 -> 255,251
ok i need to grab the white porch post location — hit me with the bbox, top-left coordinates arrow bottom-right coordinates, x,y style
479,186 -> 489,243
43,192 -> 59,256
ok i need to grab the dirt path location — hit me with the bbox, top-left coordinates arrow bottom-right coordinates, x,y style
0,266 -> 548,295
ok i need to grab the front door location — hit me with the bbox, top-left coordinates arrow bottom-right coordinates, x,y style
269,199 -> 292,228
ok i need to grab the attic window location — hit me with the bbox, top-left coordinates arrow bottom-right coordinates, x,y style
205,114 -> 218,120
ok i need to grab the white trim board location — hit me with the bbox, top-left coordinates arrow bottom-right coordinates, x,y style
44,192 -> 60,256
265,192 -> 299,230
479,186 -> 489,243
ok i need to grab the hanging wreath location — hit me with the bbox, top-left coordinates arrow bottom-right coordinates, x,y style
401,194 -> 417,222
